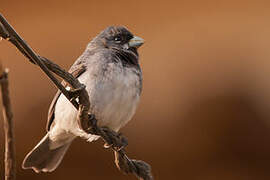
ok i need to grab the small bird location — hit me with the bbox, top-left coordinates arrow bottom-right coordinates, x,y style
22,26 -> 144,173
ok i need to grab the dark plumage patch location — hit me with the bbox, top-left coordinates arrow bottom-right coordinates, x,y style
92,26 -> 139,67
102,26 -> 134,42
112,48 -> 139,67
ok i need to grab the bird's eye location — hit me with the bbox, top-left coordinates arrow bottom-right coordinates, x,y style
114,36 -> 122,42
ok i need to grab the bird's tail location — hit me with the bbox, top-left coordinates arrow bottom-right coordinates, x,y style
22,133 -> 72,173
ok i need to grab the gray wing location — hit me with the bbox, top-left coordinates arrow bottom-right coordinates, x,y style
46,61 -> 87,131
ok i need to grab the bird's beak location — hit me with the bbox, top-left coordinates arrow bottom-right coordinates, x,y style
128,36 -> 144,48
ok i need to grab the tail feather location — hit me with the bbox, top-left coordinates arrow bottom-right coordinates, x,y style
22,133 -> 72,173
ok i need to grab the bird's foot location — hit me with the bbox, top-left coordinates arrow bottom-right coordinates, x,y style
82,114 -> 128,151
101,127 -> 128,151
84,114 -> 98,134
68,84 -> 86,103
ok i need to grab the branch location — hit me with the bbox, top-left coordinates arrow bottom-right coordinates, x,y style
0,14 -> 78,108
0,61 -> 16,180
0,13 -> 153,180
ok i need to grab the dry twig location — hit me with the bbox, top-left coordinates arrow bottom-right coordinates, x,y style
0,61 -> 16,180
0,13 -> 153,179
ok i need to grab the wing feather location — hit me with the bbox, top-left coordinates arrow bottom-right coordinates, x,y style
46,63 -> 86,131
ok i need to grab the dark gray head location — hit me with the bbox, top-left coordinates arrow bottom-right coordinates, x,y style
89,26 -> 144,66
90,26 -> 143,52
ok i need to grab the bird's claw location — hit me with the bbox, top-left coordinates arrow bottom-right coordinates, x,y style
104,139 -> 127,151
88,114 -> 97,126
116,134 -> 128,151
102,128 -> 128,151
85,114 -> 98,134
68,84 -> 86,102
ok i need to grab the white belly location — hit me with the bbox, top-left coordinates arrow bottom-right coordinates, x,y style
50,62 -> 141,142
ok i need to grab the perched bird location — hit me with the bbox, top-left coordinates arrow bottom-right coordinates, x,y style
22,26 -> 144,173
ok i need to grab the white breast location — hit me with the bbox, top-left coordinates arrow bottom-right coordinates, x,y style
52,62 -> 141,141
80,62 -> 141,131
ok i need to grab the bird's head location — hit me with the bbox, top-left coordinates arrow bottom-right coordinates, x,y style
90,26 -> 144,53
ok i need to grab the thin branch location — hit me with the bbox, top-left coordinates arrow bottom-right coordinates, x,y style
0,14 -> 77,108
0,13 -> 153,180
0,61 -> 16,180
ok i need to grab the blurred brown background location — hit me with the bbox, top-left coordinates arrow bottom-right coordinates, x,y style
1,0 -> 270,179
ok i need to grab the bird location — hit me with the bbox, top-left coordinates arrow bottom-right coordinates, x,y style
22,26 -> 144,173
